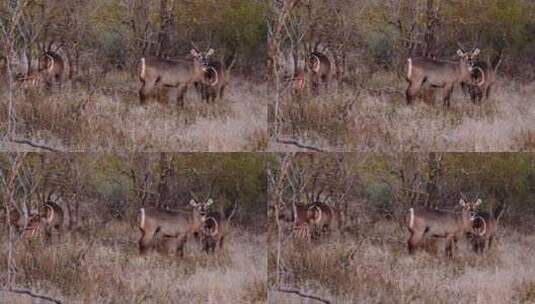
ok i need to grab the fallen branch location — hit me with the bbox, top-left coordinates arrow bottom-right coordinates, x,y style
278,287 -> 331,304
10,139 -> 61,152
275,138 -> 324,152
0,287 -> 63,304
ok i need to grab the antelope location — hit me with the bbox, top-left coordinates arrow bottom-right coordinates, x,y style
282,202 -> 334,240
406,47 -> 480,107
138,198 -> 212,256
463,56 -> 502,104
139,46 -> 213,106
37,51 -> 64,88
38,200 -> 64,241
406,197 -> 482,257
307,51 -> 331,94
194,58 -> 227,103
469,204 -> 504,254
201,202 -> 237,253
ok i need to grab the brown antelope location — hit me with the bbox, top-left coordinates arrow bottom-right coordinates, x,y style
463,56 -> 502,104
200,202 -> 236,253
38,51 -> 64,88
139,46 -> 213,106
38,200 -> 64,241
469,204 -> 504,254
282,202 -> 334,240
406,197 -> 482,257
138,198 -> 212,256
194,59 -> 227,103
307,51 -> 331,94
406,47 -> 480,107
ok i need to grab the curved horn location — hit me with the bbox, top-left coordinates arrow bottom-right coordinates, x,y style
191,41 -> 200,51
205,217 -> 219,237
472,215 -> 487,236
309,205 -> 322,224
45,205 -> 54,223
310,54 -> 321,73
46,54 -> 55,73
206,66 -> 218,86
473,67 -> 485,87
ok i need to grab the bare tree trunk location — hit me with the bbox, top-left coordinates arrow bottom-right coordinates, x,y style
424,0 -> 440,58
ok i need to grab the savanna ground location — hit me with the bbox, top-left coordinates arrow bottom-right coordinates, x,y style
268,218 -> 535,304
0,219 -> 267,304
0,72 -> 268,152
270,72 -> 535,152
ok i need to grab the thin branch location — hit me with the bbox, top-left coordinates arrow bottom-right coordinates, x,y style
275,138 -> 325,152
10,139 -> 61,152
278,287 -> 331,304
0,287 -> 63,304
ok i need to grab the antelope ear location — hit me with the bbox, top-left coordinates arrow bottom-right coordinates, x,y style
206,198 -> 214,206
459,198 -> 466,207
472,48 -> 480,56
474,198 -> 482,207
190,49 -> 200,57
456,49 -> 465,57
206,49 -> 214,56
189,199 -> 197,207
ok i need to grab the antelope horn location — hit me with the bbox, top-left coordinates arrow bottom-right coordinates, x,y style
207,66 -> 218,86
472,215 -> 487,236
310,54 -> 320,73
46,54 -> 55,73
210,217 -> 219,236
45,205 -> 54,223
191,41 -> 200,52
457,42 -> 467,52
309,205 -> 322,224
473,67 -> 485,87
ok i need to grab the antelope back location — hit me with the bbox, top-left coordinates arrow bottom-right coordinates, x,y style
407,48 -> 480,85
139,198 -> 212,236
140,48 -> 213,86
407,198 -> 482,236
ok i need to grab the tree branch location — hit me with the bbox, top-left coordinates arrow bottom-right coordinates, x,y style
0,287 -> 63,304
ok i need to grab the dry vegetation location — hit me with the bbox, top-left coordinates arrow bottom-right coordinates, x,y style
0,73 -> 268,152
268,153 -> 535,303
0,221 -> 267,303
270,73 -> 535,152
269,220 -> 535,304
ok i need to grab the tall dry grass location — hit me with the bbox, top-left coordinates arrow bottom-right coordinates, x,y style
0,221 -> 266,304
270,72 -> 535,152
268,220 -> 535,303
0,72 -> 267,152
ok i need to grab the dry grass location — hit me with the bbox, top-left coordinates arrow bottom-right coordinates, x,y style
0,71 -> 268,152
270,72 -> 535,152
268,220 -> 535,303
0,221 -> 267,304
